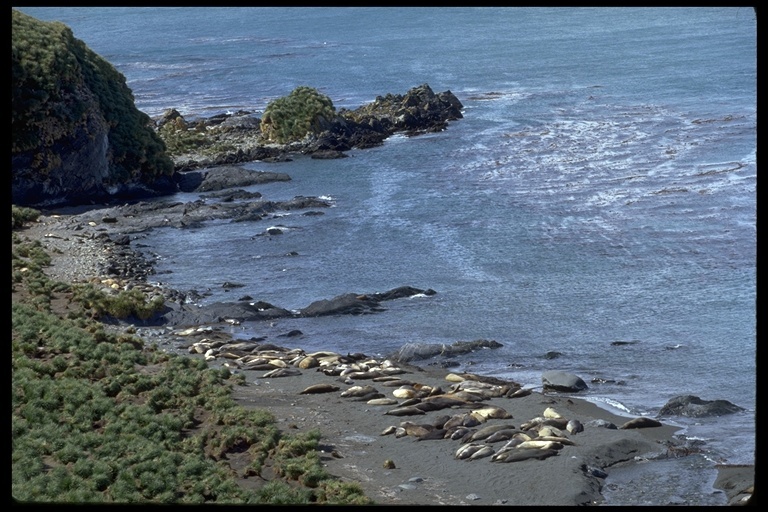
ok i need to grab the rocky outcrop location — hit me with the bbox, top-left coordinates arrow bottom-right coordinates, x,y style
146,286 -> 437,327
339,83 -> 464,140
175,166 -> 291,193
156,84 -> 464,171
657,395 -> 745,418
12,9 -> 175,208
299,286 -> 436,317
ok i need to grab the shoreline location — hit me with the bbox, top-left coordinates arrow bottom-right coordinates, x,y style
15,200 -> 756,506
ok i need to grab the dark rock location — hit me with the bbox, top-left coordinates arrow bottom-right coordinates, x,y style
310,150 -> 348,159
389,339 -> 503,363
278,329 -> 303,338
371,286 -> 436,301
541,370 -> 589,392
201,189 -> 263,202
657,395 -> 745,418
299,286 -> 434,318
111,234 -> 131,246
299,293 -> 384,317
160,300 -> 295,327
178,166 -> 291,193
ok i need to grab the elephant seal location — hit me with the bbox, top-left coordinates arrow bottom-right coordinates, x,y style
349,392 -> 385,402
620,417 -> 663,429
521,416 -> 569,431
422,395 -> 472,409
507,387 -> 533,398
443,412 -> 483,430
462,423 -> 518,443
392,387 -> 418,399
445,426 -> 475,440
260,367 -> 302,378
340,385 -> 378,398
470,405 -> 513,420
385,405 -> 426,416
468,445 -> 496,460
400,422 -> 435,438
483,429 -> 526,444
516,440 -> 564,451
367,397 -> 399,406
455,443 -> 492,460
299,383 -> 340,394
494,448 -> 559,463
566,419 -> 584,434
380,425 -> 397,436
414,428 -> 447,441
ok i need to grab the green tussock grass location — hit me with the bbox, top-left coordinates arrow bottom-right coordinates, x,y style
11,216 -> 373,505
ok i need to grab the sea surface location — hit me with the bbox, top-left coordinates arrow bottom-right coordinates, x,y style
17,7 -> 757,505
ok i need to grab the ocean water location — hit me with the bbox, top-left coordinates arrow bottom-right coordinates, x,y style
16,7 -> 757,505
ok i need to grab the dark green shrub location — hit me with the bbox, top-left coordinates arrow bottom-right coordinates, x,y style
255,481 -> 313,505
260,86 -> 336,144
12,205 -> 40,229
12,234 -> 375,505
316,480 -> 373,505
71,284 -> 165,321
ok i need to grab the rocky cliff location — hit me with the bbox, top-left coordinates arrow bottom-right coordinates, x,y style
12,9 -> 176,208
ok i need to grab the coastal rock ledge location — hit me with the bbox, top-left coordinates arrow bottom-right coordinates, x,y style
158,83 -> 464,172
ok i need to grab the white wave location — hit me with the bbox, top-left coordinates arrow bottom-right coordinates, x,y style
584,396 -> 633,416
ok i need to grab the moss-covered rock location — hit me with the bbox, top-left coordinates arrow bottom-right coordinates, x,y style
260,86 -> 338,144
12,9 -> 176,208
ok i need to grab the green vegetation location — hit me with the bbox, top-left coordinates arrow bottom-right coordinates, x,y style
260,86 -> 337,144
11,214 -> 373,504
12,9 -> 173,184
156,117 -> 238,158
12,205 -> 41,230
70,284 -> 166,321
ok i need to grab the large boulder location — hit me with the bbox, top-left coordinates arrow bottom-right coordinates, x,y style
541,370 -> 589,392
12,9 -> 176,208
657,395 -> 745,418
